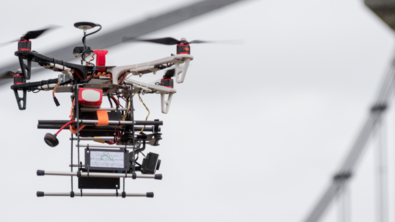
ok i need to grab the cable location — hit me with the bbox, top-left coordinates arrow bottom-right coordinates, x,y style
107,95 -> 113,108
138,92 -> 150,132
72,69 -> 82,80
88,54 -> 95,63
81,24 -> 102,65
122,89 -> 140,120
52,83 -> 59,97
87,72 -> 113,81
123,101 -> 130,121
53,83 -> 60,106
119,72 -> 128,84
56,120 -> 75,135
111,96 -> 119,107
133,89 -> 140,97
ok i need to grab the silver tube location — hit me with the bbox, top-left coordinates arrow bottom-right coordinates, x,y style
77,144 -> 133,149
75,119 -> 134,125
43,171 -> 157,179
80,120 -> 97,124
80,172 -> 155,179
136,174 -> 157,179
81,108 -> 128,111
42,192 -> 147,197
45,171 -> 77,176
81,172 -> 124,178
44,193 -> 70,196
108,120 -> 134,125
126,193 -> 148,197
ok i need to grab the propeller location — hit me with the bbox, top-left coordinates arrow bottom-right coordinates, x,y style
122,37 -> 243,45
0,71 -> 16,80
163,68 -> 175,78
148,69 -> 176,85
0,67 -> 45,80
0,25 -> 59,47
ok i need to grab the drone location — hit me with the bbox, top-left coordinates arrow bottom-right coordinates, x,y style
1,22 -> 214,198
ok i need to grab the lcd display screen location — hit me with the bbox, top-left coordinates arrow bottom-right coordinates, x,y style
89,150 -> 124,169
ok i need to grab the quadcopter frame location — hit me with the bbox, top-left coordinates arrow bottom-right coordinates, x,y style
8,23 -> 194,198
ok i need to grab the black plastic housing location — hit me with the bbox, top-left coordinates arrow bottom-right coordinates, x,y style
73,46 -> 93,57
44,133 -> 59,147
78,177 -> 120,189
141,153 -> 160,174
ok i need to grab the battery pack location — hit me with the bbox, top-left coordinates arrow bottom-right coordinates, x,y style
78,88 -> 103,107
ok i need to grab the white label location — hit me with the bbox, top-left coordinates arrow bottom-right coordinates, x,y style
90,151 -> 124,168
82,90 -> 100,102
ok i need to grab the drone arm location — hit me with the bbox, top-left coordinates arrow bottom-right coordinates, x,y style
10,78 -> 58,91
10,78 -> 58,110
124,78 -> 177,114
109,54 -> 193,85
40,62 -> 71,73
160,93 -> 174,114
174,58 -> 191,83
14,51 -> 91,80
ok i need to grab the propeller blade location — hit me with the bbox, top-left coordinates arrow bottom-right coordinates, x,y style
0,39 -> 19,47
0,66 -> 44,79
0,71 -> 15,79
163,69 -> 175,78
188,40 -> 211,44
189,39 -> 244,45
0,25 -> 60,48
123,37 -> 180,45
23,25 -> 59,40
122,36 -> 244,45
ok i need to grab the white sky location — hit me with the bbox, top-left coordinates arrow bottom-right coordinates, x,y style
0,0 -> 394,221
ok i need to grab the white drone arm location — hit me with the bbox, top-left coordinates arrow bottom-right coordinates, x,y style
124,78 -> 176,114
174,59 -> 190,83
109,54 -> 193,85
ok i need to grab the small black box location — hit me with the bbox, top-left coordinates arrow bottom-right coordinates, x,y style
141,153 -> 160,174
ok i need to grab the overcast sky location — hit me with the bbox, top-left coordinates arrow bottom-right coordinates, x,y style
0,0 -> 394,221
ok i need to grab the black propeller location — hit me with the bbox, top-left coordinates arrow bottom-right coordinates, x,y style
151,68 -> 176,85
0,71 -> 15,80
0,67 -> 44,80
163,69 -> 175,78
122,36 -> 244,46
122,37 -> 213,45
0,25 -> 59,47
